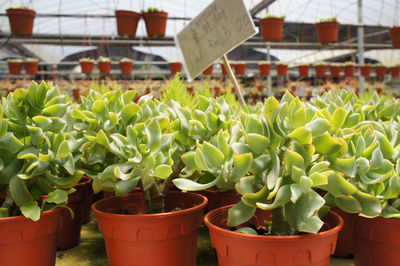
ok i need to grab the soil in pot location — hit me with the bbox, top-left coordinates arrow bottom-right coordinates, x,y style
7,61 -> 22,75
205,205 -> 343,266
259,17 -> 284,42
120,61 -> 133,75
0,208 -> 62,266
258,63 -> 271,77
92,191 -> 207,266
143,11 -> 168,38
115,10 -> 141,37
24,61 -> 39,75
315,21 -> 339,44
6,8 -> 36,36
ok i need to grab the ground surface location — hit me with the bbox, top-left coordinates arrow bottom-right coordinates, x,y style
56,214 -> 355,266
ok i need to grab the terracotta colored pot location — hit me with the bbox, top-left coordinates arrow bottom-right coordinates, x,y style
329,65 -> 341,77
376,87 -> 383,94
332,207 -> 355,258
221,63 -> 235,76
57,177 -> 92,250
258,63 -> 271,76
353,215 -> 400,266
72,88 -> 81,103
205,206 -> 343,266
186,86 -> 194,94
0,208 -> 62,266
360,65 -> 372,77
257,85 -> 263,93
343,65 -> 355,77
375,65 -> 387,78
98,61 -> 112,74
80,177 -> 94,224
115,10 -> 141,37
390,26 -> 400,48
390,66 -> 400,78
259,17 -> 284,42
24,61 -> 38,75
214,87 -> 220,97
202,64 -> 214,75
169,62 -> 182,75
142,11 -> 168,38
80,61 -> 94,74
92,192 -> 207,266
276,64 -> 288,76
7,61 -> 22,75
196,189 -> 241,212
120,61 -> 133,75
6,8 -> 36,36
314,65 -> 327,77
234,63 -> 247,76
298,65 -> 310,77
315,21 -> 340,44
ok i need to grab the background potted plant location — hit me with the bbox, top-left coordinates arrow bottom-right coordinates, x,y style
24,57 -> 39,75
360,64 -> 372,78
329,63 -> 341,77
343,61 -> 355,77
7,58 -> 23,75
6,6 -> 36,36
375,63 -> 387,78
258,61 -> 271,77
169,61 -> 182,75
234,61 -> 247,76
220,61 -> 235,76
79,58 -> 94,74
389,63 -> 400,78
389,26 -> 400,48
97,57 -> 112,75
142,7 -> 168,38
297,63 -> 310,77
119,57 -> 133,75
314,61 -> 327,77
115,10 -> 141,37
276,61 -> 288,76
259,13 -> 285,42
202,64 -> 214,75
315,16 -> 340,44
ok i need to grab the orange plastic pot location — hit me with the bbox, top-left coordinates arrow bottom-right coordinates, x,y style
196,188 -> 241,212
98,61 -> 112,74
315,21 -> 339,44
375,65 -> 387,78
115,10 -> 141,37
259,17 -> 284,42
72,88 -> 81,103
390,66 -> 400,78
257,85 -> 263,93
205,206 -> 343,266
119,61 -> 133,75
332,207 -> 355,258
169,62 -> 182,75
80,177 -> 93,224
221,63 -> 235,76
276,64 -> 288,76
258,63 -> 271,76
24,61 -> 38,75
297,65 -> 310,77
390,26 -> 400,48
80,61 -> 94,74
0,208 -> 62,266
360,65 -> 372,77
202,64 -> 214,75
234,63 -> 247,76
343,65 -> 355,77
329,65 -> 341,77
92,191 -> 207,266
353,215 -> 400,266
7,61 -> 22,75
6,8 -> 36,36
143,11 -> 168,38
314,65 -> 327,77
214,87 -> 220,97
187,86 -> 194,94
57,177 -> 92,249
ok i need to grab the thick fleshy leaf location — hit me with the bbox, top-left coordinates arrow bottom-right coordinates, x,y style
288,127 -> 312,144
246,133 -> 269,154
266,147 -> 280,189
246,115 -> 263,135
335,195 -> 362,213
21,201 -> 40,221
146,118 -> 161,153
115,178 -> 140,196
202,142 -> 225,170
153,164 -> 173,179
173,175 -> 220,191
285,150 -> 304,172
56,140 -> 70,158
309,161 -> 330,175
335,157 -> 357,177
332,107 -> 347,131
305,118 -> 331,136
46,189 -> 68,204
9,176 -> 33,207
231,153 -> 253,182
353,190 -> 381,217
241,185 -> 269,207
313,133 -> 342,155
227,200 -> 256,227
235,227 -> 257,235
257,185 -> 291,210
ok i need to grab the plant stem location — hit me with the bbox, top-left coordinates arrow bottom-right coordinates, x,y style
148,184 -> 164,213
270,206 -> 291,235
160,159 -> 185,195
140,180 -> 152,214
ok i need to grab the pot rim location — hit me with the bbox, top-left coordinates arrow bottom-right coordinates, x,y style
0,206 -> 62,223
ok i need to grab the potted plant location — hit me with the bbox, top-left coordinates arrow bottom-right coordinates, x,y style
220,61 -> 235,76
115,10 -> 141,37
297,63 -> 310,77
79,58 -> 94,74
169,61 -> 182,75
142,7 -> 168,38
276,61 -> 288,76
315,16 -> 340,44
234,61 -> 247,76
259,14 -> 285,42
360,64 -> 372,78
6,6 -> 36,36
390,26 -> 400,48
119,57 -> 133,75
7,58 -> 23,75
0,81 -> 83,265
390,63 -> 400,78
98,57 -> 112,75
314,61 -> 327,77
258,61 -> 271,77
343,61 -> 355,77
202,64 -> 214,75
375,63 -> 387,78
329,63 -> 341,77
24,57 -> 39,75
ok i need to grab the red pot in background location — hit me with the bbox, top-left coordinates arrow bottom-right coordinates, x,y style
329,65 -> 341,77
376,87 -> 383,94
389,26 -> 400,48
231,87 -> 235,93
276,64 -> 288,76
257,85 -> 263,93
197,189 -> 241,213
315,21 -> 340,44
92,192 -> 207,266
142,11 -> 168,38
314,65 -> 327,77
6,8 -> 36,36
375,65 -> 387,78
80,61 -> 94,74
72,88 -> 81,103
297,65 -> 310,77
7,61 -> 22,75
202,64 -> 214,75
24,61 -> 38,75
258,63 -> 271,76
333,207 -> 355,258
343,65 -> 355,77
169,62 -> 182,75
390,66 -> 400,78
214,87 -> 220,97
221,63 -> 235,76
360,65 -> 372,77
119,61 -> 133,75
98,61 -> 112,74
115,10 -> 141,37
0,208 -> 62,266
80,178 -> 93,224
234,63 -> 247,76
205,206 -> 343,266
259,17 -> 284,42
187,87 -> 194,94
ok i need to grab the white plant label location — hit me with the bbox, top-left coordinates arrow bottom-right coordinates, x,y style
175,0 -> 257,81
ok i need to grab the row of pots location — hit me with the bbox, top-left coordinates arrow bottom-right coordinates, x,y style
7,60 -> 39,75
